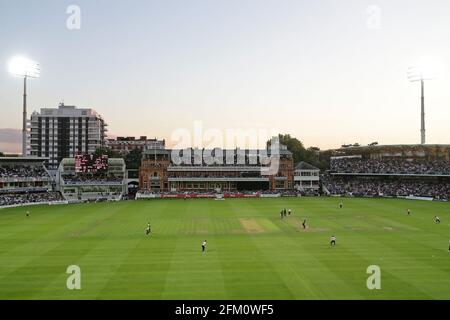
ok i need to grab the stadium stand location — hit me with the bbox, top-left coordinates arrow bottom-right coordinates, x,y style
324,175 -> 449,200
0,157 -> 64,207
331,158 -> 450,175
57,156 -> 127,201
323,145 -> 450,200
0,191 -> 64,207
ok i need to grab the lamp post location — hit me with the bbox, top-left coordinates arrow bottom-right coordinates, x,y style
8,56 -> 40,157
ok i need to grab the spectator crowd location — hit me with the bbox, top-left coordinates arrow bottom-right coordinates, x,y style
331,158 -> 450,175
0,165 -> 48,179
324,177 -> 449,200
0,191 -> 64,207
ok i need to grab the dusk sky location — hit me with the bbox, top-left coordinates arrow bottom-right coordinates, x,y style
0,0 -> 449,152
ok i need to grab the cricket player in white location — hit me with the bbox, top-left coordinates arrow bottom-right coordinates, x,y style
202,240 -> 207,254
330,235 -> 336,246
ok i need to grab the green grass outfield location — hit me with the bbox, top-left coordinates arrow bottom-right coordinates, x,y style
0,197 -> 449,300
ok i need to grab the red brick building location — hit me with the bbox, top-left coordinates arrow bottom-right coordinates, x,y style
139,145 -> 294,192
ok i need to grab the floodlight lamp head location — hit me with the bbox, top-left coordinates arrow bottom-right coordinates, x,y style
8,56 -> 40,78
407,57 -> 440,82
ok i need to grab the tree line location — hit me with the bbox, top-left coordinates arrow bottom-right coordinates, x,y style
268,134 -> 331,171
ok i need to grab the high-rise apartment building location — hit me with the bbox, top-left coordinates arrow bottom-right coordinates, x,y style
28,103 -> 107,170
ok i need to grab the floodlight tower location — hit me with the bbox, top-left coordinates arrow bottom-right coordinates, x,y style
8,56 -> 40,156
407,65 -> 433,145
